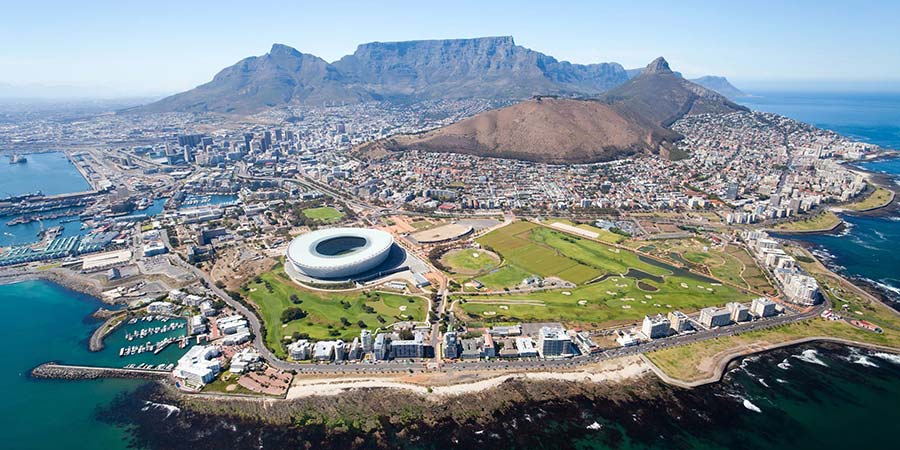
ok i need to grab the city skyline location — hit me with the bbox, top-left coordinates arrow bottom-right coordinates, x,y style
2,0 -> 900,97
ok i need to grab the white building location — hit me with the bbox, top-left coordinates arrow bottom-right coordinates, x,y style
174,345 -> 221,386
750,297 -> 777,318
537,327 -> 571,358
229,348 -> 260,374
699,307 -> 732,328
288,339 -> 311,360
222,331 -> 251,346
515,337 -> 538,357
726,302 -> 750,322
667,311 -> 691,333
147,301 -> 175,315
641,314 -> 671,339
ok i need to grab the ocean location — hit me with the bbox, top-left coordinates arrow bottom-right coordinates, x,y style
3,91 -> 900,449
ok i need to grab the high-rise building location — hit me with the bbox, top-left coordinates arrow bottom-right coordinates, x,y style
443,331 -> 459,359
668,311 -> 691,333
699,307 -> 732,328
750,297 -> 777,318
360,329 -> 373,352
726,302 -> 750,322
537,327 -> 571,358
641,314 -> 671,339
374,333 -> 390,360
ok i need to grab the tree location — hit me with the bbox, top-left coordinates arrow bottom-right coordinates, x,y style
398,328 -> 414,340
281,307 -> 308,323
290,294 -> 302,304
357,320 -> 367,328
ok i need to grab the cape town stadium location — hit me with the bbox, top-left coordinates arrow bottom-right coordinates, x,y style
286,228 -> 394,279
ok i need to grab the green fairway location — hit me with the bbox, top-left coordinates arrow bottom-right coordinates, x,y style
461,221 -> 754,327
441,248 -> 500,275
302,206 -> 344,222
474,264 -> 532,290
244,264 -> 428,357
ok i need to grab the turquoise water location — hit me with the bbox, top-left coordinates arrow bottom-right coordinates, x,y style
0,280 -> 193,450
0,152 -> 91,197
0,281 -> 136,449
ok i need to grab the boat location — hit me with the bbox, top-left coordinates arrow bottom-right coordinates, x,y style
8,154 -> 27,164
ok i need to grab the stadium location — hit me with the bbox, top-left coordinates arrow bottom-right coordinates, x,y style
286,228 -> 395,280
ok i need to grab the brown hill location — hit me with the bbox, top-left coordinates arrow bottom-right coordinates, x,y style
357,57 -> 746,164
359,96 -> 681,164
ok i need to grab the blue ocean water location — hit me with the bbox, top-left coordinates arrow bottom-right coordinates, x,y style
740,91 -> 900,149
0,152 -> 91,197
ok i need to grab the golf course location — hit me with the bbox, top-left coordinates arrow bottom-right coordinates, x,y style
455,221 -> 755,327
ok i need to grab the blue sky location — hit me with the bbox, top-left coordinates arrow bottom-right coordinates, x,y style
1,0 -> 898,96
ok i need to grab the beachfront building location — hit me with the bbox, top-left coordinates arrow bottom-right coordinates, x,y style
537,327 -> 571,357
641,314 -> 671,339
443,331 -> 460,359
726,302 -> 750,322
668,311 -> 691,333
288,339 -> 311,360
699,307 -> 732,328
751,297 -> 777,318
391,332 -> 425,358
174,345 -> 221,387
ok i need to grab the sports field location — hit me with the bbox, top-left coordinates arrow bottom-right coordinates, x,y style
302,206 -> 344,222
441,248 -> 500,275
244,264 -> 427,356
459,221 -> 753,327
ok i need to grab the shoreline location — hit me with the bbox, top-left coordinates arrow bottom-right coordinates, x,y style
642,337 -> 900,389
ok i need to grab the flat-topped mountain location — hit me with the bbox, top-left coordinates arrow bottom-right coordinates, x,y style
129,37 -> 742,114
359,58 -> 744,164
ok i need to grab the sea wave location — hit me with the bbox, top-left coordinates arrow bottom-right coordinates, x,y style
758,378 -> 770,388
141,400 -> 181,418
873,352 -> 900,365
775,378 -> 788,384
742,398 -> 762,413
777,358 -> 792,370
792,349 -> 829,367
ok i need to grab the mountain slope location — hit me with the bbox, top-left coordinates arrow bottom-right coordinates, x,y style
600,57 -> 748,127
130,44 -> 370,113
357,96 -> 681,164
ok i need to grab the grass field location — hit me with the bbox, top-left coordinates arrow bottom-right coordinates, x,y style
843,186 -> 894,211
547,218 -> 627,244
461,221 -> 753,327
774,210 -> 842,232
302,206 -> 344,222
647,245 -> 900,382
244,264 -> 427,357
441,248 -> 500,275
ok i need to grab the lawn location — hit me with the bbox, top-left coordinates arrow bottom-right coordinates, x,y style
244,264 -> 428,357
773,210 -> 841,232
441,248 -> 500,275
843,186 -> 894,211
459,270 -> 750,327
647,246 -> 900,383
302,206 -> 344,222
477,221 -> 669,285
461,221 -> 753,327
647,318 -> 900,383
473,265 -> 532,290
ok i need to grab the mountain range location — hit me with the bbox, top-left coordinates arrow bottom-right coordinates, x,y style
357,57 -> 747,164
131,36 -> 745,114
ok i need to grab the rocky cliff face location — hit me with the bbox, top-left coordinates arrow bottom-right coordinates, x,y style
131,37 -> 631,113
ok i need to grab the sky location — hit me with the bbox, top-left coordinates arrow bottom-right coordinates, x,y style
1,0 -> 899,97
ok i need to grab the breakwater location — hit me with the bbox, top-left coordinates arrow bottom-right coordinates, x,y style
30,363 -> 169,381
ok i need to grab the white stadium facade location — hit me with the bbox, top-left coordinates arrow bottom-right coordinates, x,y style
286,228 -> 394,280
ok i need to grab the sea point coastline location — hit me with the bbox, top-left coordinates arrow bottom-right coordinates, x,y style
4,8 -> 900,447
